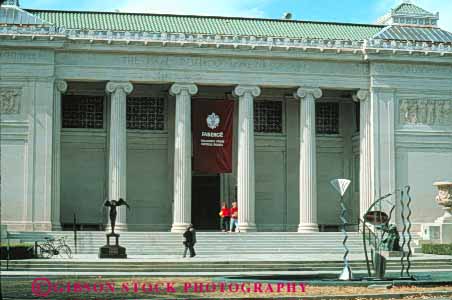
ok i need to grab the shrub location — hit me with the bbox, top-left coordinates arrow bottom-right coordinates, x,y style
0,243 -> 35,259
421,243 -> 452,255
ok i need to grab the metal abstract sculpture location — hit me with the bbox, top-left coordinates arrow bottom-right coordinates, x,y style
104,198 -> 130,234
330,178 -> 352,281
361,185 -> 414,280
400,186 -> 414,278
362,192 -> 394,279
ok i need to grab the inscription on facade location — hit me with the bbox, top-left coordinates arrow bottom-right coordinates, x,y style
373,63 -> 452,78
0,88 -> 21,114
57,53 -> 368,76
0,50 -> 50,64
399,99 -> 452,126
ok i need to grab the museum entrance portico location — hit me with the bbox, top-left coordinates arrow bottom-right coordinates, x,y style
53,80 -> 370,233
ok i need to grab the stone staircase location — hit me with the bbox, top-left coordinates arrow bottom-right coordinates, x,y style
6,231 -> 368,256
4,231 -> 444,275
4,258 -> 452,274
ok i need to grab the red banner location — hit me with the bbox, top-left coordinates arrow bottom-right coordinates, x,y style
192,99 -> 234,173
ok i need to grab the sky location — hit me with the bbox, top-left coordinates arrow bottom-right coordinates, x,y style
19,0 -> 452,31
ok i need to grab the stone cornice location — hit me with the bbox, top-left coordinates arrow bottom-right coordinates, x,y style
169,83 -> 198,96
1,25 -> 452,58
105,81 -> 133,94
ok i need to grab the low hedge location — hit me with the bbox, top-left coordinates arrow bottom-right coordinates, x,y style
421,243 -> 452,255
0,244 -> 35,259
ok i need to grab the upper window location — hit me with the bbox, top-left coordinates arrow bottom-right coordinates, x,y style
126,97 -> 165,130
316,102 -> 339,134
254,101 -> 283,133
62,95 -> 104,129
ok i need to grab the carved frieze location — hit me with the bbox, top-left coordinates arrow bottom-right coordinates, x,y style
0,88 -> 21,114
399,99 -> 452,126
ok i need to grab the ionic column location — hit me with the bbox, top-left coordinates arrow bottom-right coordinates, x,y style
106,81 -> 133,232
51,80 -> 67,231
294,87 -> 322,232
170,83 -> 198,233
353,90 -> 374,218
233,85 -> 261,232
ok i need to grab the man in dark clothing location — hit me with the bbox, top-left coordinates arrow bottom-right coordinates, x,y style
182,224 -> 196,258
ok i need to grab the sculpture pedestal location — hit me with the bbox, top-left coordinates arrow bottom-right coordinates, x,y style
99,233 -> 127,258
421,182 -> 452,245
433,181 -> 452,244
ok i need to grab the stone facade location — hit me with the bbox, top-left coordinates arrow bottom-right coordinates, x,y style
1,4 -> 451,233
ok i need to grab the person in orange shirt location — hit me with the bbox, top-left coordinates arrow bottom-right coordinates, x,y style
229,201 -> 239,232
219,201 -> 230,232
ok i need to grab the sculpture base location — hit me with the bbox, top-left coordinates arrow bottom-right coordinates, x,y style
435,208 -> 452,224
99,233 -> 127,258
99,245 -> 127,258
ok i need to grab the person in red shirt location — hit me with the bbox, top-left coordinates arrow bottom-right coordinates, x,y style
229,201 -> 239,232
219,202 -> 230,232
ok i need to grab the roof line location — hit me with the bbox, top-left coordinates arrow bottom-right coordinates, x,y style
24,8 -> 385,28
392,2 -> 435,16
372,25 -> 392,39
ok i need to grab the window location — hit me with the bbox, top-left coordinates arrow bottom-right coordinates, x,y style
254,101 -> 283,133
62,95 -> 104,128
316,102 -> 339,134
126,97 -> 165,130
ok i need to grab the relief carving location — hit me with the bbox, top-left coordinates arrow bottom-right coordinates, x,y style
0,88 -> 21,114
399,99 -> 452,126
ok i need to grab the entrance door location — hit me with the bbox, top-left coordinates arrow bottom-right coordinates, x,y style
192,175 -> 220,230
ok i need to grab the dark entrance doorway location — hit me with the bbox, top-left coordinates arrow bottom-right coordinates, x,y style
192,175 -> 220,230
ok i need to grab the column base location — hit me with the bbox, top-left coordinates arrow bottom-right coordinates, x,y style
33,222 -> 53,231
298,223 -> 319,232
52,223 -> 63,231
171,223 -> 191,233
238,223 -> 257,232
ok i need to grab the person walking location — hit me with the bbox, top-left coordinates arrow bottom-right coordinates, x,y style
229,201 -> 239,232
219,201 -> 231,232
182,224 -> 196,258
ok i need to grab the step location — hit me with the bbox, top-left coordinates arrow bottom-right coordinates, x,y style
2,259 -> 449,273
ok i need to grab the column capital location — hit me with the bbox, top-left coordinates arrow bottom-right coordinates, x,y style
294,87 -> 322,100
233,85 -> 261,98
55,80 -> 67,93
170,83 -> 198,96
353,89 -> 369,102
106,81 -> 134,95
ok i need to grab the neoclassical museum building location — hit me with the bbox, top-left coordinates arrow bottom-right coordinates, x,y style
1,0 -> 451,233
